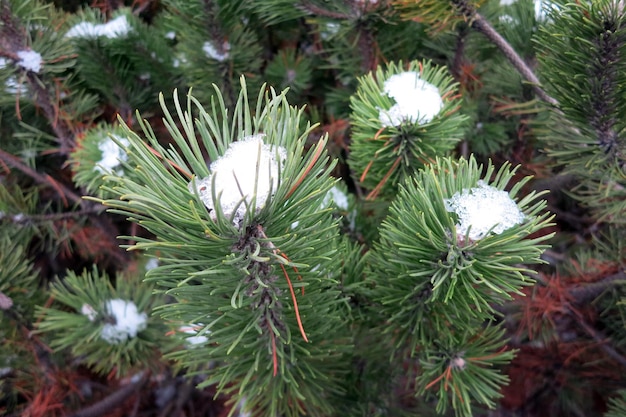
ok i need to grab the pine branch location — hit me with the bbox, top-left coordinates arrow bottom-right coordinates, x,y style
0,0 -> 76,155
202,0 -> 228,57
586,10 -> 625,161
0,149 -> 127,265
197,0 -> 236,105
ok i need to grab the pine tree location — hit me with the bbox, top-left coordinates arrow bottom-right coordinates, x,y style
1,0 -> 626,416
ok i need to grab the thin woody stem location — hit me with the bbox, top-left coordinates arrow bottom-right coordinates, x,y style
471,14 -> 557,105
0,148 -> 83,206
450,0 -> 558,106
0,148 -> 126,264
68,371 -> 148,417
25,72 -> 76,155
569,270 -> 626,303
571,309 -> 626,369
7,207 -> 104,224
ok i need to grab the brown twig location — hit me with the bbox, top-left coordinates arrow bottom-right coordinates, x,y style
6,207 -> 104,224
356,23 -> 378,73
0,147 -> 127,264
68,372 -> 148,417
569,270 -> 626,304
0,148 -> 83,206
471,14 -> 557,106
450,0 -> 558,106
571,310 -> 626,369
25,72 -> 76,156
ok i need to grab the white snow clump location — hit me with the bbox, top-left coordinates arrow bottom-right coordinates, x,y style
81,303 -> 98,321
145,258 -> 159,271
322,186 -> 349,210
180,324 -> 210,347
16,50 -> 43,73
65,15 -> 131,39
444,180 -> 525,241
188,134 -> 287,226
379,71 -> 443,128
95,134 -> 130,175
100,299 -> 148,344
203,40 -> 230,61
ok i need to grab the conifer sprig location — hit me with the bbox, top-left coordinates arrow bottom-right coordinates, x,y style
349,60 -> 468,199
368,155 -> 552,415
372,156 -> 553,330
97,78 -> 352,416
35,266 -> 165,377
418,325 -> 514,417
607,390 -> 626,417
536,0 -> 626,224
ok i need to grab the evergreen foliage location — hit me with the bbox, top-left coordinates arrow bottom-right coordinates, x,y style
1,0 -> 625,416
98,80 -> 352,416
349,60 -> 468,199
536,0 -> 626,224
36,266 -> 166,376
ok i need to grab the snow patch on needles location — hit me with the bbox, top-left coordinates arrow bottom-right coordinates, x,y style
16,50 -> 42,73
100,299 -> 147,344
145,258 -> 159,271
188,134 -> 287,226
95,134 -> 129,175
322,186 -> 349,210
65,15 -> 131,39
180,324 -> 209,347
0,58 -> 24,94
203,40 -> 230,61
379,71 -> 443,127
444,180 -> 525,241
81,303 -> 97,321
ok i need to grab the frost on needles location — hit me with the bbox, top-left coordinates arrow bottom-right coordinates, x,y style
188,134 -> 287,227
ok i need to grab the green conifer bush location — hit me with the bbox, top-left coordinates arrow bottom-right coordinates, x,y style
1,0 -> 625,416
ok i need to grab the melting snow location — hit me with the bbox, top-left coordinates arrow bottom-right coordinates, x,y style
378,71 -> 443,127
81,303 -> 98,321
95,134 -> 130,175
65,15 -> 131,39
188,134 -> 286,226
203,40 -> 230,62
100,299 -> 148,344
16,50 -> 42,73
180,324 -> 210,346
322,186 -> 349,210
444,180 -> 525,241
